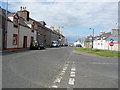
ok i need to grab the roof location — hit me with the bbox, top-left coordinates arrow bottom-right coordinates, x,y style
94,32 -> 111,40
8,13 -> 30,28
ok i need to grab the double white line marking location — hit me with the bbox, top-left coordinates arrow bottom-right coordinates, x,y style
51,61 -> 70,88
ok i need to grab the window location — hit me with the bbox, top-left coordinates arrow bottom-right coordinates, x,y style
31,21 -> 35,32
13,13 -> 19,28
13,17 -> 19,28
13,34 -> 18,45
119,29 -> 120,35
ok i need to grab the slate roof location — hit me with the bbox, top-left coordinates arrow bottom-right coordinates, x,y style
94,32 -> 111,40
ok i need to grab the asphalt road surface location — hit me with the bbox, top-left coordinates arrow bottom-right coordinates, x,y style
2,47 -> 118,88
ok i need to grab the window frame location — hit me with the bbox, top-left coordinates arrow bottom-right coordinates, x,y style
13,34 -> 18,45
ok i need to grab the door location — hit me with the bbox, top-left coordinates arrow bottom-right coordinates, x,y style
31,37 -> 34,43
23,36 -> 27,48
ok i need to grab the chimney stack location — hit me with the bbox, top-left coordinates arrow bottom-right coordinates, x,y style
18,6 -> 29,21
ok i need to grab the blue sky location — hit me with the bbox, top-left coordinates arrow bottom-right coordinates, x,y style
1,1 -> 118,42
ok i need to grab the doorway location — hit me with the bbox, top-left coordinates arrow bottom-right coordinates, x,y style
23,36 -> 27,48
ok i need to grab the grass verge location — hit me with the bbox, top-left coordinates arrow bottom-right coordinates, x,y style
75,48 -> 120,57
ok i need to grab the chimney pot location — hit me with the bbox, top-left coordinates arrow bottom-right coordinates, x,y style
20,6 -> 22,11
25,7 -> 26,10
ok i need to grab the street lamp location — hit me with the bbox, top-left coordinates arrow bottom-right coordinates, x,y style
89,28 -> 94,49
58,26 -> 64,34
58,26 -> 64,45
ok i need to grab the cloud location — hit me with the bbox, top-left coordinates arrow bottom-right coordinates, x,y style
1,0 -> 119,2
3,1 -> 118,41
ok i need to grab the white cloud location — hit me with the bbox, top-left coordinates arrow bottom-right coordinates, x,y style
6,2 -> 118,38
1,0 -> 119,2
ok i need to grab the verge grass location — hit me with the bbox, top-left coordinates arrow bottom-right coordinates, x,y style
75,48 -> 120,57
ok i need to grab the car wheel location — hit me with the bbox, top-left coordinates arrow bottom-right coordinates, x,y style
38,47 -> 41,50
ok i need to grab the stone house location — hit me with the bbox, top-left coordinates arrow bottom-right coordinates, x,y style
84,35 -> 93,48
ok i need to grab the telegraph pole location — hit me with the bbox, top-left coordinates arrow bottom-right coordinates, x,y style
89,28 -> 94,49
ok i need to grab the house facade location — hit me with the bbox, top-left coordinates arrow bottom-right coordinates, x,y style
74,40 -> 82,47
0,7 -> 2,50
106,28 -> 120,51
84,35 -> 93,48
1,7 -> 66,50
93,29 -> 120,51
93,31 -> 111,50
6,13 -> 36,49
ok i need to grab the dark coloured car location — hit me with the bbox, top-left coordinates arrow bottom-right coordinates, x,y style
76,44 -> 82,47
30,40 -> 45,50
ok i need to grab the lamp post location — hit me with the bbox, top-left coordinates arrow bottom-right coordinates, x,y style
89,28 -> 94,49
58,26 -> 64,46
4,0 -> 8,49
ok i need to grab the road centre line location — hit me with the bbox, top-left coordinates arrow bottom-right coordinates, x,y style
91,62 -> 118,65
54,76 -> 63,83
68,61 -> 76,86
51,85 -> 58,88
68,78 -> 75,85
70,72 -> 76,77
51,61 -> 70,88
71,67 -> 76,71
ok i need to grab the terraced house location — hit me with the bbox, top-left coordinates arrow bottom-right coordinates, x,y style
1,6 -> 66,50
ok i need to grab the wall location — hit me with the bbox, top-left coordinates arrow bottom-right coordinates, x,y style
0,14 -> 2,50
0,27 -> 2,50
19,25 -> 35,48
7,21 -> 18,49
93,40 -> 107,50
94,40 -> 120,51
6,21 -> 36,49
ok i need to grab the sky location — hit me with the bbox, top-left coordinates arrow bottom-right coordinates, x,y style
1,0 -> 118,42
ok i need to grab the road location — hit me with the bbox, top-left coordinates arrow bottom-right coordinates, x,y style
2,47 -> 118,88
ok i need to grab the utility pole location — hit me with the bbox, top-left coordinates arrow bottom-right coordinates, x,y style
89,28 -> 94,49
4,0 -> 8,49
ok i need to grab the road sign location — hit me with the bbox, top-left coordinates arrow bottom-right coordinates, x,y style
4,30 -> 8,34
110,39 -> 114,42
109,42 -> 114,46
89,40 -> 92,42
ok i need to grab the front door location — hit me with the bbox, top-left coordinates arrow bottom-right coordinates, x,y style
23,36 -> 27,48
31,37 -> 34,43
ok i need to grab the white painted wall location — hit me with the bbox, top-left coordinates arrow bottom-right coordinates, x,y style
19,25 -> 35,48
93,40 -> 108,50
7,21 -> 18,48
74,41 -> 82,46
94,39 -> 120,51
7,21 -> 36,49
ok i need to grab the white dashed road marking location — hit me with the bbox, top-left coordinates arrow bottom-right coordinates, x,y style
71,67 -> 76,71
52,85 -> 58,88
54,76 -> 63,83
51,61 -> 70,88
68,78 -> 75,85
70,71 -> 76,77
68,61 -> 76,86
91,62 -> 118,65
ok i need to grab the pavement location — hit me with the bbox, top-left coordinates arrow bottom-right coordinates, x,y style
1,48 -> 30,55
2,47 -> 118,88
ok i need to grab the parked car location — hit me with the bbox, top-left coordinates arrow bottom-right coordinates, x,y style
76,44 -> 82,47
30,40 -> 45,50
51,41 -> 59,47
64,42 -> 68,46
